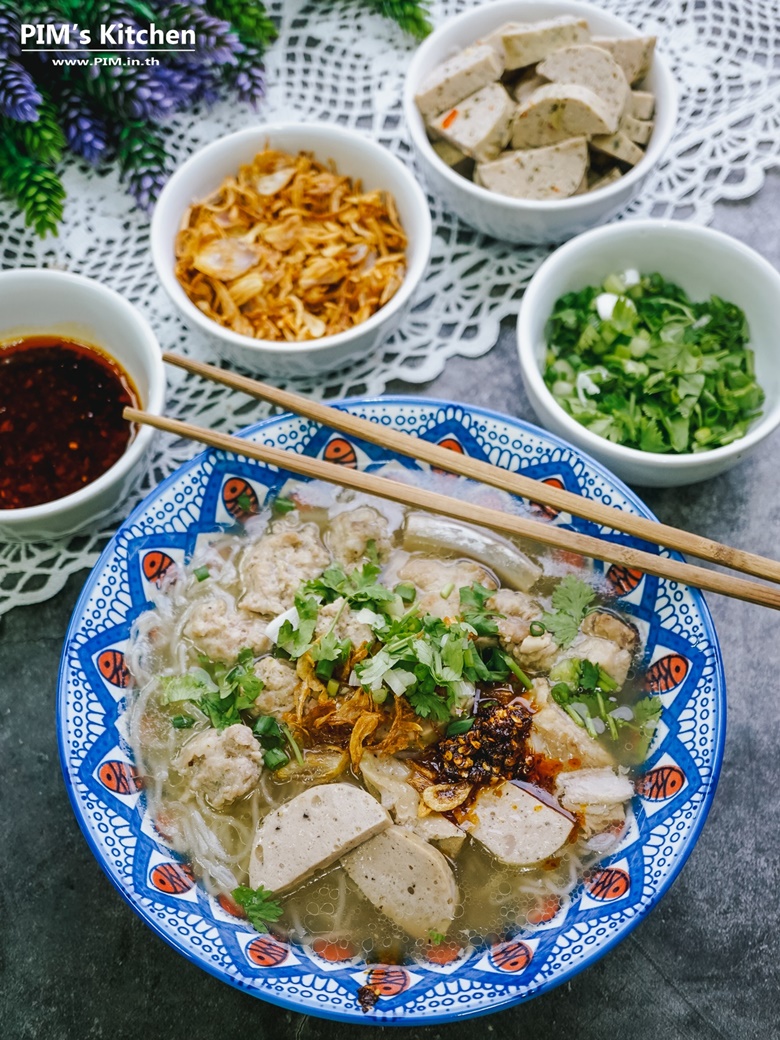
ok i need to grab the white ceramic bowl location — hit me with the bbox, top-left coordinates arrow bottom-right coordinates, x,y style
0,269 -> 165,541
517,220 -> 780,486
151,123 -> 432,378
403,0 -> 678,244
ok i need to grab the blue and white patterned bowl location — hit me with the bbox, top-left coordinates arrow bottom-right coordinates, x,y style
57,397 -> 725,1024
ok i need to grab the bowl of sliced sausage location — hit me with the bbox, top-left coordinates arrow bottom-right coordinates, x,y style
403,0 -> 678,243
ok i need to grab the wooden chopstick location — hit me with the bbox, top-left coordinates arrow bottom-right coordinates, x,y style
124,406 -> 780,611
162,351 -> 780,585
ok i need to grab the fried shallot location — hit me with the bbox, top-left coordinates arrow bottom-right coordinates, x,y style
174,148 -> 408,342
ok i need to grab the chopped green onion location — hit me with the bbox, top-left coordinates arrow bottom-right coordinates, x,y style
327,679 -> 340,697
597,667 -> 618,692
315,658 -> 335,681
529,620 -> 546,637
440,582 -> 455,600
564,704 -> 586,728
501,652 -> 533,689
543,273 -> 764,454
254,715 -> 281,738
171,715 -> 194,729
263,747 -> 289,771
273,497 -> 296,514
371,686 -> 388,705
394,583 -> 416,604
193,565 -> 210,582
606,713 -> 619,741
551,682 -> 571,705
581,708 -> 598,740
446,716 -> 475,736
280,722 -> 304,766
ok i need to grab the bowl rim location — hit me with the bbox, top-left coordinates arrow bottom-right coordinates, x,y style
57,393 -> 726,1024
150,122 -> 433,357
0,267 -> 165,521
402,0 -> 679,213
517,218 -> 780,471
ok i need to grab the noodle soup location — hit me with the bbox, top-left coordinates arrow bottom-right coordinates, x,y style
127,479 -> 657,962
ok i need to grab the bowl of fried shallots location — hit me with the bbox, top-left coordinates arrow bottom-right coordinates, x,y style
151,123 -> 432,377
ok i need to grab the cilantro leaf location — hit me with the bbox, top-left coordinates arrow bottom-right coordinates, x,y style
458,582 -> 495,612
578,658 -> 600,691
407,684 -> 453,723
551,574 -> 597,618
632,694 -> 662,729
232,885 -> 284,933
541,575 -> 596,648
304,561 -> 396,611
540,610 -> 580,649
276,594 -> 319,659
639,420 -> 667,453
459,582 -> 501,636
161,647 -> 263,730
309,628 -> 351,664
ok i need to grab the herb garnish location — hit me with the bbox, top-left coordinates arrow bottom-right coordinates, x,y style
232,885 -> 284,933
272,496 -> 296,514
276,594 -> 320,659
161,647 -> 263,729
459,582 -> 500,636
544,272 -> 764,454
549,657 -> 661,747
541,575 -> 596,648
304,559 -> 398,612
353,586 -> 516,721
253,714 -> 302,770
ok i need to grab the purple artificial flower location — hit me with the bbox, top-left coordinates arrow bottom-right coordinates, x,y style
59,90 -> 108,165
172,60 -> 223,107
159,3 -> 242,66
0,60 -> 42,122
0,10 -> 20,58
231,47 -> 266,108
125,164 -> 168,212
88,61 -> 200,122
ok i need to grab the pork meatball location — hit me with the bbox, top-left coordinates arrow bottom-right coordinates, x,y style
252,657 -> 299,718
240,522 -> 330,616
328,506 -> 392,567
174,724 -> 263,809
183,595 -> 270,661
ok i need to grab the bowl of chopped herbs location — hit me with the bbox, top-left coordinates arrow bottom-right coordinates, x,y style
517,220 -> 780,486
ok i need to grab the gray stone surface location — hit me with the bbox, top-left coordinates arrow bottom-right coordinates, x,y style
2,175 -> 780,1039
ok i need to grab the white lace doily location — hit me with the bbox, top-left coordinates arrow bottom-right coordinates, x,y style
2,0 -> 779,615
